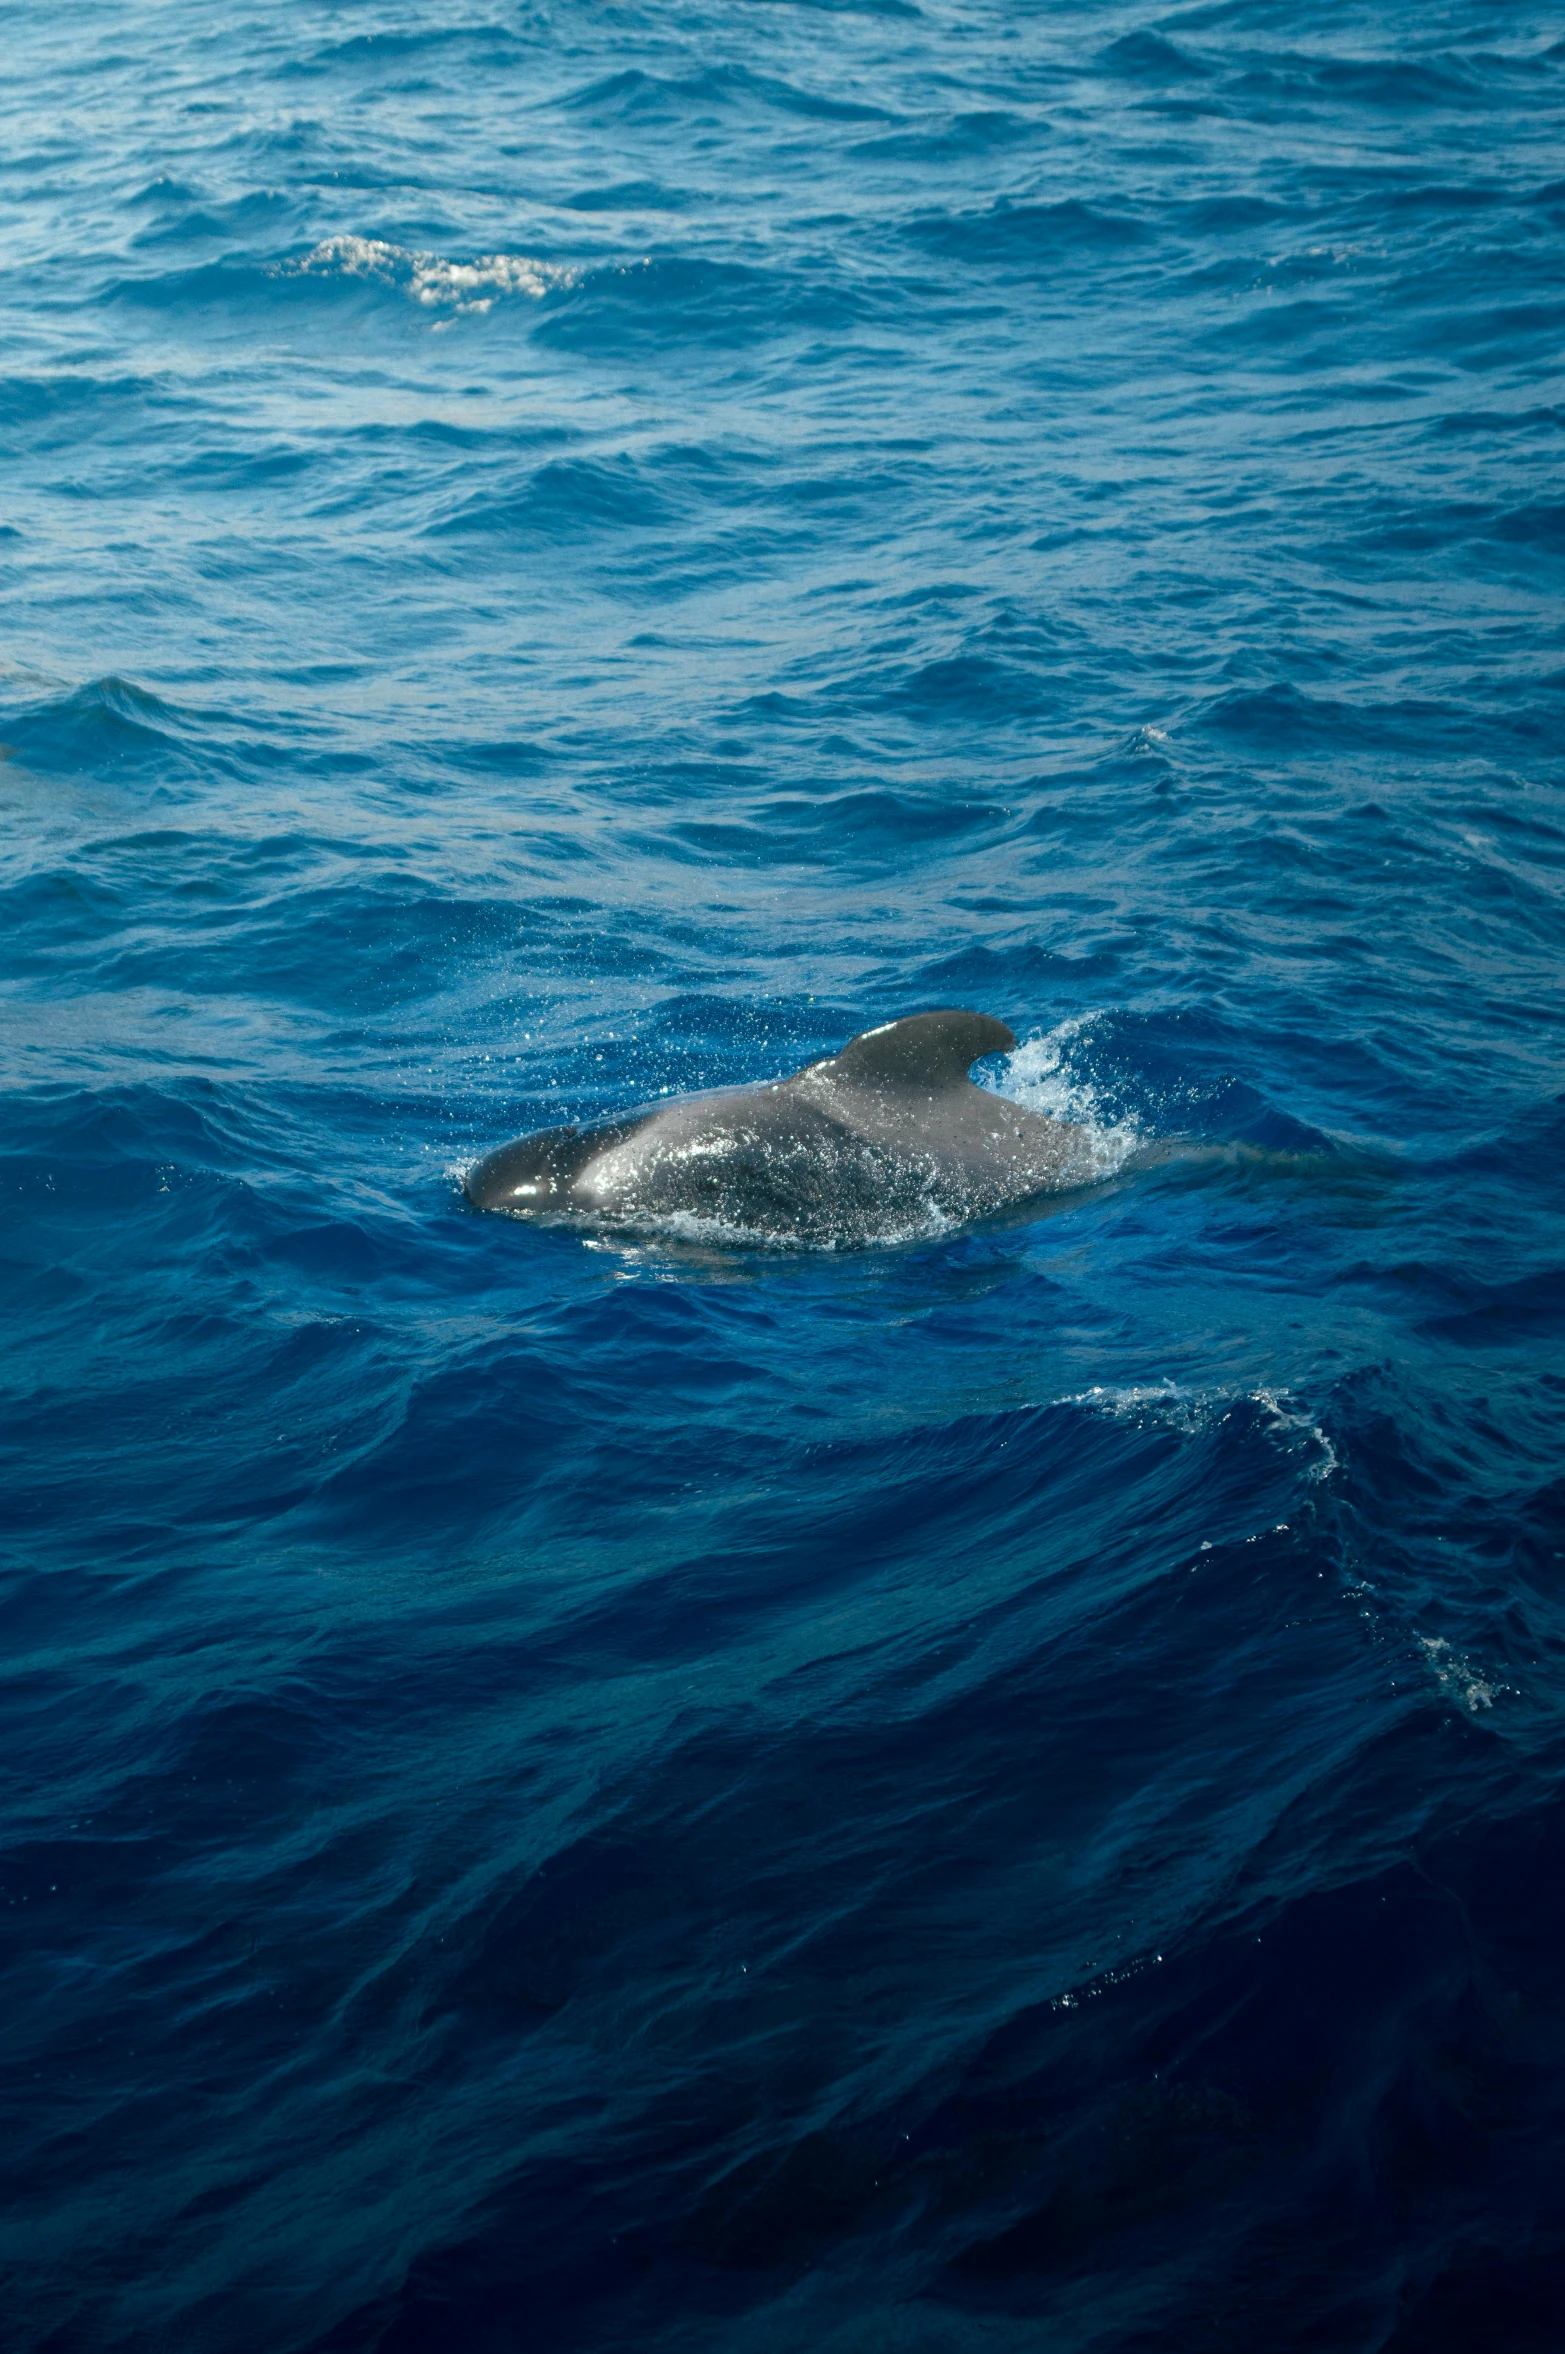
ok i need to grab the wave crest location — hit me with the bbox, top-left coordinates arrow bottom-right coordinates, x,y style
284,236 -> 580,314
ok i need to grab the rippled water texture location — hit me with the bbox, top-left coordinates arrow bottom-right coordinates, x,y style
4,4 -> 1565,2348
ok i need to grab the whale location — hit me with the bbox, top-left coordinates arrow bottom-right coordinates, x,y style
463,1009 -> 1093,1244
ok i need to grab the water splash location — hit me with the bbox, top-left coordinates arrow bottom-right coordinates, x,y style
992,1015 -> 1143,1182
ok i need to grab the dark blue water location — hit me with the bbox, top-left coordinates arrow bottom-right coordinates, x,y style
4,4 -> 1564,2346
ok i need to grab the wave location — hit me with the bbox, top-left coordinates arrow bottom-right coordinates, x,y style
851,109 -> 1032,162
530,253 -> 878,353
560,177 -> 694,213
118,242 -> 891,351
0,675 -> 196,780
555,61 -> 891,126
903,196 -> 1153,266
1196,679 -> 1558,759
1099,30 -> 1213,81
128,188 -> 300,251
298,23 -> 529,71
1311,53 -> 1485,108
48,1358 -> 1510,2354
0,372 -> 168,444
103,236 -> 581,324
284,234 -> 579,313
428,451 -> 676,538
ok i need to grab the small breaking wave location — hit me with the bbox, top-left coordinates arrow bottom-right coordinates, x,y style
1065,1379 -> 1339,1485
1416,1632 -> 1505,1714
1065,1379 -> 1214,1436
283,236 -> 581,314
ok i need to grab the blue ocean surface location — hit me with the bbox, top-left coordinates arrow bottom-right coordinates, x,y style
3,2 -> 1564,2346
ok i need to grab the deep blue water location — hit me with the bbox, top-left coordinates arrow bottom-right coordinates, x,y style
4,3 -> 1565,2346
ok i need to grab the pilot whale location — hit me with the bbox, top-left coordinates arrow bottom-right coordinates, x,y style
463,1009 -> 1091,1244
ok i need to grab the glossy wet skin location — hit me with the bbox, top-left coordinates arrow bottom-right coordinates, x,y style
464,1010 -> 1082,1241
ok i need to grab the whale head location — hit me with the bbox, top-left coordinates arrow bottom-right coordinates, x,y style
464,1124 -> 594,1213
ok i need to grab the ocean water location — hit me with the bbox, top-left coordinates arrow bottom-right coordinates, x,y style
3,2 -> 1564,2346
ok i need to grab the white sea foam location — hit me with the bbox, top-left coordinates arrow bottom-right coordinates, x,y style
1416,1634 -> 1504,1714
1252,1386 -> 1339,1482
286,236 -> 580,314
990,1015 -> 1142,1183
1065,1379 -> 1214,1436
1064,1380 -> 1338,1487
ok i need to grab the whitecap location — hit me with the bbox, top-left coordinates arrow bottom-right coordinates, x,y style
1416,1633 -> 1504,1715
1063,1379 -> 1214,1436
285,235 -> 580,314
1063,1380 -> 1338,1488
1251,1386 -> 1339,1482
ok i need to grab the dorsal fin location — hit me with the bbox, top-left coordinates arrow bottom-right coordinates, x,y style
823,1009 -> 1016,1091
